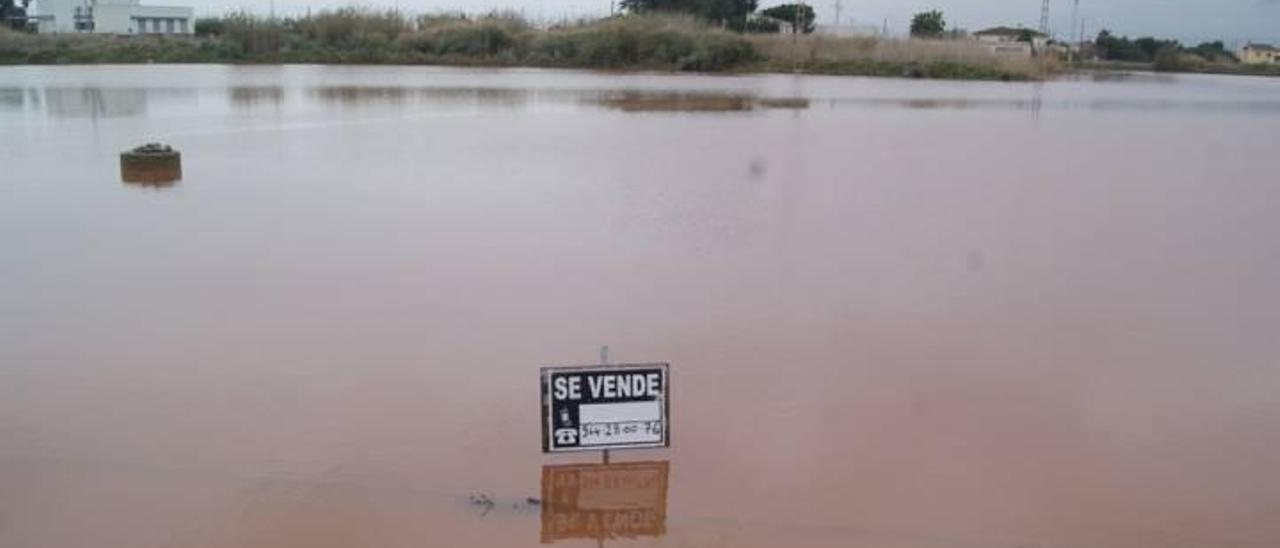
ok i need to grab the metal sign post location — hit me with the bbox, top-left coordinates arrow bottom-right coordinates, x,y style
599,345 -> 610,465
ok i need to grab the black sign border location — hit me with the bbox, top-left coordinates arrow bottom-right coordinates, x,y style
541,363 -> 670,453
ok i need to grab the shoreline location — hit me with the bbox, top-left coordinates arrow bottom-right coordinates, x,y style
6,20 -> 1274,82
0,58 -> 1040,82
0,13 -> 1045,82
4,55 -> 1275,83
1078,60 -> 1280,78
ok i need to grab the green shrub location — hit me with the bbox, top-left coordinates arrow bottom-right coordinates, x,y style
394,30 -> 435,54
680,32 -> 759,70
530,15 -> 759,70
221,11 -> 286,56
428,23 -> 519,56
293,7 -> 407,49
1153,44 -> 1188,72
193,17 -> 224,37
416,12 -> 471,31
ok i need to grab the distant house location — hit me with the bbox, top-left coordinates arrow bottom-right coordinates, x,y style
34,0 -> 193,35
973,26 -> 1048,57
973,26 -> 1046,43
748,14 -> 795,35
814,24 -> 881,38
1239,43 -> 1279,65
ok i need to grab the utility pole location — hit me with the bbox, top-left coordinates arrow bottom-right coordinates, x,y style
1071,0 -> 1080,42
1069,0 -> 1079,63
833,0 -> 842,29
791,1 -> 804,73
793,2 -> 801,43
1039,0 -> 1051,37
1080,17 -> 1087,48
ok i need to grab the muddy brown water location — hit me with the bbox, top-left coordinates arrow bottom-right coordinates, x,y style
2,65 -> 1279,548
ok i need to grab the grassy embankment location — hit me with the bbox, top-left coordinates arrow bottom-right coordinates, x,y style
0,10 -> 1044,81
751,33 -> 1049,80
1080,59 -> 1280,78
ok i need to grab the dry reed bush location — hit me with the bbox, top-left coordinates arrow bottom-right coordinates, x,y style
397,11 -> 534,58
292,8 -> 408,48
0,26 -> 218,63
530,14 -> 758,71
0,26 -> 54,62
414,11 -> 531,33
751,34 -> 1049,79
0,11 -> 1061,78
221,10 -> 288,55
0,25 -> 23,41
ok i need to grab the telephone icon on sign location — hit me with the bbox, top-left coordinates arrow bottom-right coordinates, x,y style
555,428 -> 578,445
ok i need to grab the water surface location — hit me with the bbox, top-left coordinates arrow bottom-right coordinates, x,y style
2,65 -> 1279,548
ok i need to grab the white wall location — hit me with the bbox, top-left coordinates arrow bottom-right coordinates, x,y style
35,0 -> 193,35
977,34 -> 1013,44
35,0 -> 86,33
130,5 -> 194,35
93,5 -> 133,34
985,43 -> 1033,58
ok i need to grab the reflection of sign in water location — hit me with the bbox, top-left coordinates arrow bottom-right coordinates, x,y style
541,364 -> 669,452
540,461 -> 669,544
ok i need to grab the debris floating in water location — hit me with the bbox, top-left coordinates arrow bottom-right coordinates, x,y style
594,92 -> 811,113
121,142 -> 182,187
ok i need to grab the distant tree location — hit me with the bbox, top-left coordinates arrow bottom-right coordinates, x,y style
760,4 -> 815,34
910,10 -> 945,39
703,0 -> 760,30
620,0 -> 759,30
1153,43 -> 1186,71
1095,30 -> 1146,62
1189,40 -> 1236,63
619,0 -> 686,13
1094,29 -> 1186,63
1133,37 -> 1164,59
0,0 -> 31,30
193,17 -> 225,37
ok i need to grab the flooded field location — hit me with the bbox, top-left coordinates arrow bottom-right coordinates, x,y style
2,65 -> 1279,548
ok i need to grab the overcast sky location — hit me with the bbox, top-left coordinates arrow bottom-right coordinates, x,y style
164,1 -> 1278,44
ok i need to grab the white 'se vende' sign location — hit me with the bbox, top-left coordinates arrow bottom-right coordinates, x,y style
541,364 -> 670,453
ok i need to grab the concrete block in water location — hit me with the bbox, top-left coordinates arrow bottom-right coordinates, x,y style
121,143 -> 181,186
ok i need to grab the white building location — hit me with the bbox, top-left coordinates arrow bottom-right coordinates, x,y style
748,14 -> 796,35
1239,43 -> 1279,65
35,0 -> 193,35
814,24 -> 882,38
973,26 -> 1049,58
